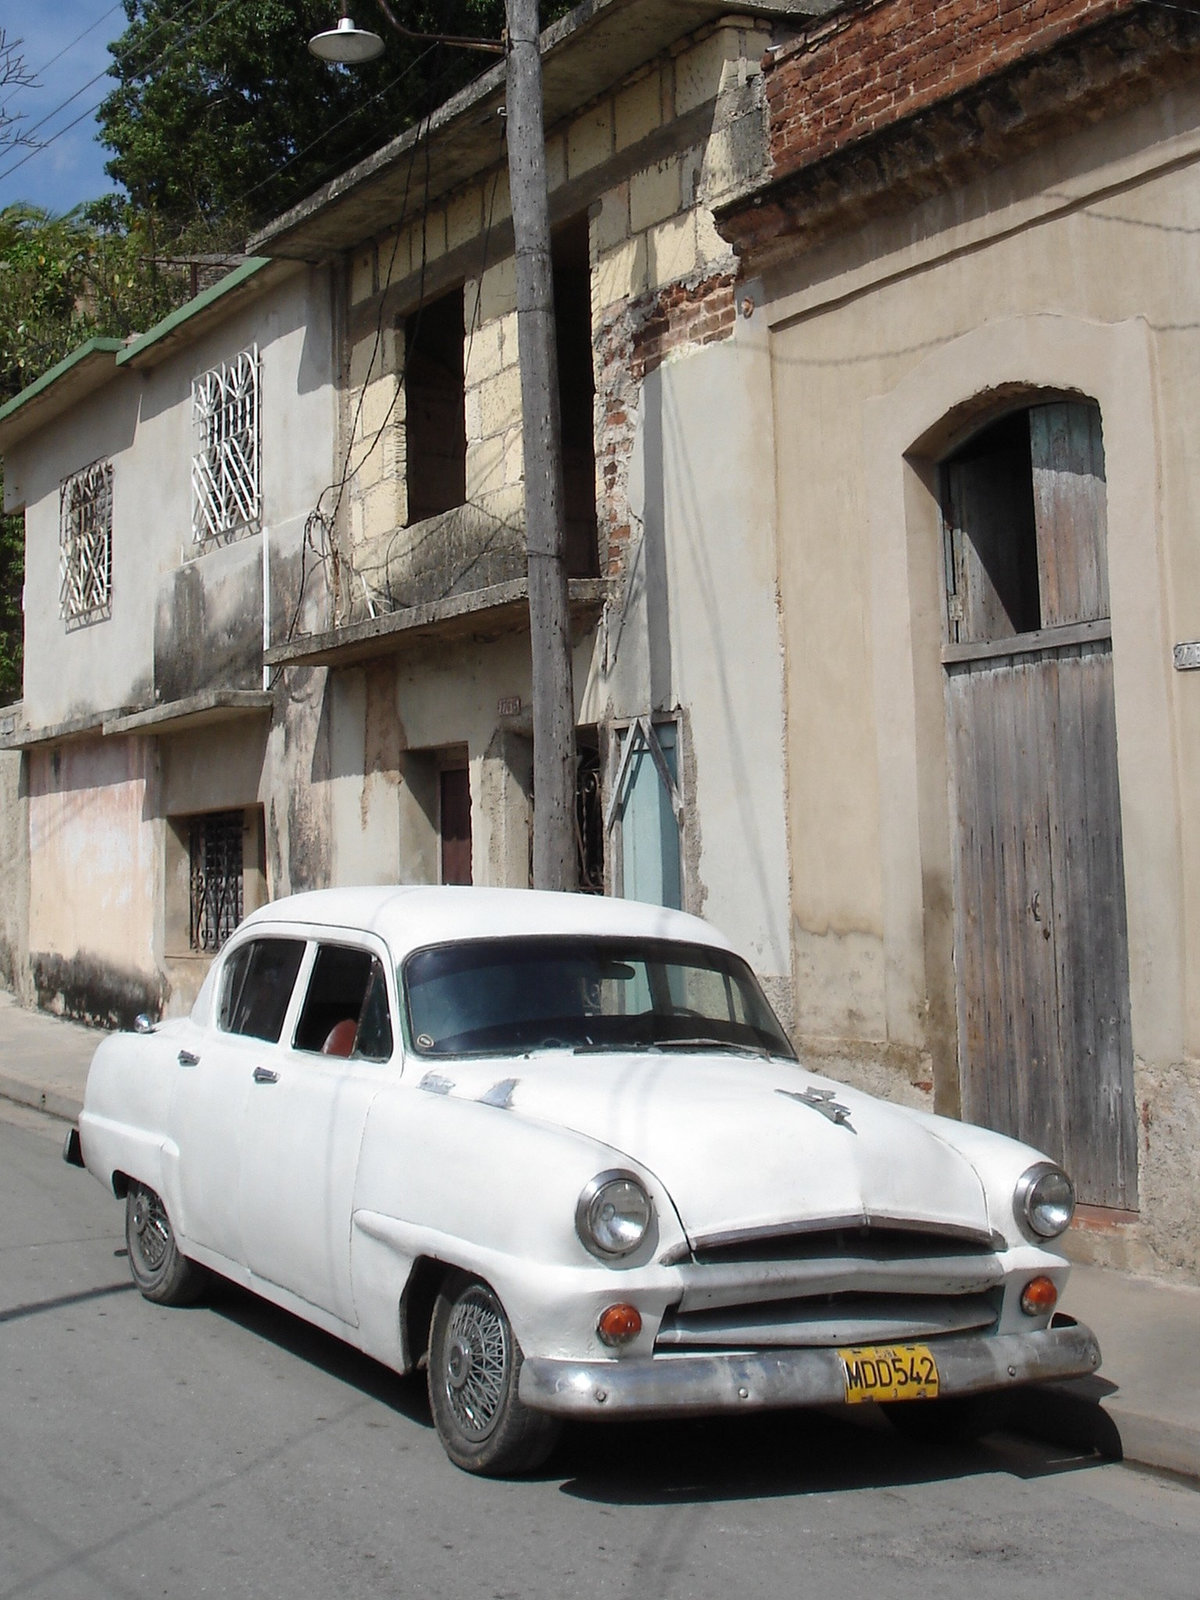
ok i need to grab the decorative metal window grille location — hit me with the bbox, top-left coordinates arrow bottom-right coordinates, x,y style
59,460 -> 113,623
191,347 -> 260,544
189,811 -> 244,952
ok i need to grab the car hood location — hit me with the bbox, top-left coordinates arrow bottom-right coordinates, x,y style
418,1051 -> 992,1243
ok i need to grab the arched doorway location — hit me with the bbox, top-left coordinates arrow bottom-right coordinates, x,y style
940,398 -> 1136,1210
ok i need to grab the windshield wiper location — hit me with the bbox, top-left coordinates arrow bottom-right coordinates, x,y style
651,1037 -> 772,1058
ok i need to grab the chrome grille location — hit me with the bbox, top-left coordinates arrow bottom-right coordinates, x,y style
657,1219 -> 1006,1351
657,1290 -> 1001,1350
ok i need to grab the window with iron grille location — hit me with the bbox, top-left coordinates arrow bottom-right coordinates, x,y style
189,811 -> 245,952
59,460 -> 113,624
192,347 -> 260,545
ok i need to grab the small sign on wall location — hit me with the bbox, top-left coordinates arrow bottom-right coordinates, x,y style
497,697 -> 522,717
1174,642 -> 1200,671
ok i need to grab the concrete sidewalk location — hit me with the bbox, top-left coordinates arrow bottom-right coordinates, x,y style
2,987 -> 1197,1483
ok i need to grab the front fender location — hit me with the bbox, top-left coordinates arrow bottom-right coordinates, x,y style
349,1086 -> 688,1364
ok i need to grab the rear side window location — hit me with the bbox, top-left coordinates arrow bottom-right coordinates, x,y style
219,938 -> 305,1042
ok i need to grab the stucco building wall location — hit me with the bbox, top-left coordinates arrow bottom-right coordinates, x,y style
307,18 -> 794,998
741,47 -> 1200,1272
0,740 -> 30,1002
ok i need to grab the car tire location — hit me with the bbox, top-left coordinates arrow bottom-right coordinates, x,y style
427,1272 -> 561,1475
124,1181 -> 208,1306
882,1391 -> 1010,1445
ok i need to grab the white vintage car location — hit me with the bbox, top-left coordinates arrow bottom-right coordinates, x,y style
67,886 -> 1100,1473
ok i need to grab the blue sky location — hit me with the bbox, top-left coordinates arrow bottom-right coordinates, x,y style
0,2 -> 124,215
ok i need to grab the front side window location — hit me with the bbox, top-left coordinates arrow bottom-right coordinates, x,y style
293,944 -> 394,1061
59,459 -> 113,624
192,346 -> 260,545
404,936 -> 793,1059
219,937 -> 305,1042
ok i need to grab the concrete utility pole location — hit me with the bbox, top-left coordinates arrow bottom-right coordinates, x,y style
504,0 -> 578,892
310,3 -> 580,893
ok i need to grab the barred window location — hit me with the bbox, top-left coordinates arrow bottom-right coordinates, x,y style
189,811 -> 245,952
192,347 -> 260,545
60,460 -> 113,624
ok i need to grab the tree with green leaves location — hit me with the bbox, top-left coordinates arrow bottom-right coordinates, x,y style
97,0 -> 558,246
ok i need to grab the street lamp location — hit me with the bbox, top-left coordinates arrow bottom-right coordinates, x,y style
309,2 -> 579,894
308,14 -> 385,63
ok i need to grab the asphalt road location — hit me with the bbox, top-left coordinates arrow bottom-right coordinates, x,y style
3,1102 -> 1199,1600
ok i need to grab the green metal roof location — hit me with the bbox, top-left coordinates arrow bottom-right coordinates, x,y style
117,257 -> 273,367
0,337 -> 125,429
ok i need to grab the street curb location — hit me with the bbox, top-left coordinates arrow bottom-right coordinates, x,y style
1010,1378 -> 1200,1483
0,1073 -> 82,1125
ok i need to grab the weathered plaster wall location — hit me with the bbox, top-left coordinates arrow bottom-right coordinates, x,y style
581,304 -> 792,1001
761,77 -> 1200,1273
323,631 -> 598,893
0,743 -> 30,1001
25,737 -> 162,1025
336,18 -> 772,625
10,383 -> 148,730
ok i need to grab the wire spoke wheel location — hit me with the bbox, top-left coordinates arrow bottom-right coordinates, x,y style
428,1273 -> 561,1475
124,1182 -> 208,1306
443,1285 -> 511,1439
130,1186 -> 172,1272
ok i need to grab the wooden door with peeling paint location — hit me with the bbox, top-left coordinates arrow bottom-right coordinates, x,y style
941,401 -> 1136,1210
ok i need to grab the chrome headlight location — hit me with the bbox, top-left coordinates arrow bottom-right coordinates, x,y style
576,1170 -> 653,1260
1014,1162 -> 1075,1239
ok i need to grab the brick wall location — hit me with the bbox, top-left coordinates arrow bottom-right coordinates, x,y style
766,0 -> 1137,178
595,272 -> 737,578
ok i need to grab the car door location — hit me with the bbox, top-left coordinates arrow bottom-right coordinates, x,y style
168,933 -> 307,1270
237,935 -> 397,1327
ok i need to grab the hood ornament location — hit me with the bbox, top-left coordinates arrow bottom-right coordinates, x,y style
777,1086 -> 856,1132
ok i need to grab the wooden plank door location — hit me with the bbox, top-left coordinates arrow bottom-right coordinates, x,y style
942,402 -> 1136,1209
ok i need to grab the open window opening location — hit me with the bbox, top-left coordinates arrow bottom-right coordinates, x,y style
405,287 -> 467,523
942,400 -> 1108,644
575,726 -> 604,893
552,217 -> 599,579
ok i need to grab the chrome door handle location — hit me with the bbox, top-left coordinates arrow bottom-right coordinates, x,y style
177,1049 -> 200,1067
252,1065 -> 279,1085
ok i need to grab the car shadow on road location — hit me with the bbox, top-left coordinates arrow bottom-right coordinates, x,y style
552,1397 -> 1121,1506
197,1278 -> 1122,1502
205,1277 -> 435,1428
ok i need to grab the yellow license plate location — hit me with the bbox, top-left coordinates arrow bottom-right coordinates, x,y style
839,1343 -> 940,1404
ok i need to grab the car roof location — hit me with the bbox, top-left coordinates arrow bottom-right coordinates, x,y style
239,885 -> 737,963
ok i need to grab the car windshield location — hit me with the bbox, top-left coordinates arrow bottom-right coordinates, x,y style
403,936 -> 795,1059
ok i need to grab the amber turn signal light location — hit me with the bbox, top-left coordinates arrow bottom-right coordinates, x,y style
597,1303 -> 643,1346
1020,1275 -> 1059,1316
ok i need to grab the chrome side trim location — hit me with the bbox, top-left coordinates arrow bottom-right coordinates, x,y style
518,1321 -> 1101,1420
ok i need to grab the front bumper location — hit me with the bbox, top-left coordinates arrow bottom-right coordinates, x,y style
519,1315 -> 1100,1420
